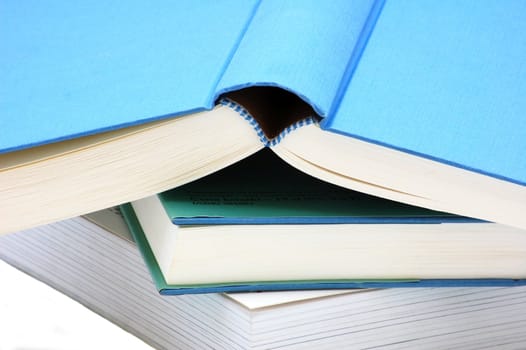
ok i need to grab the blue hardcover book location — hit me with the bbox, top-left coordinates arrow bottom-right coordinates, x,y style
2,1 -> 525,233
121,153 -> 526,294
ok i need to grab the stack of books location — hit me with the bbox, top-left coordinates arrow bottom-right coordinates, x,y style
2,209 -> 526,349
2,1 -> 526,348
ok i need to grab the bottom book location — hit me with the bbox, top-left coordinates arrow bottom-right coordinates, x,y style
1,210 -> 526,349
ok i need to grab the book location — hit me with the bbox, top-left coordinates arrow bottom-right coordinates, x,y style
2,1 -> 525,234
3,210 -> 526,350
157,149 -> 470,226
122,152 -> 526,294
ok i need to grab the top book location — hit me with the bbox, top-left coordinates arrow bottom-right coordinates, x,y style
1,0 -> 525,233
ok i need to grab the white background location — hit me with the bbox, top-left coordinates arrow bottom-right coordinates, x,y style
0,260 -> 153,350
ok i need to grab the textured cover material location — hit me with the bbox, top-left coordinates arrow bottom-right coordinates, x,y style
0,0 -> 259,152
2,1 -> 381,152
121,203 -> 526,295
3,1 -> 525,187
323,0 -> 526,185
215,0 -> 380,116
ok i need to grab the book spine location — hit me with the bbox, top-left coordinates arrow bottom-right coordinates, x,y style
219,98 -> 317,147
214,1 -> 378,117
324,0 -> 386,125
207,0 -> 263,104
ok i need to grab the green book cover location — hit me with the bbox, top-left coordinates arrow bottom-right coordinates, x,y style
120,204 -> 169,292
120,203 -> 417,295
159,150 -> 469,225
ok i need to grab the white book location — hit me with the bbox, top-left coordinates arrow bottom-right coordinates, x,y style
1,210 -> 526,349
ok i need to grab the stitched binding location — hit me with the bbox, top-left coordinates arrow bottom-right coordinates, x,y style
219,98 -> 317,147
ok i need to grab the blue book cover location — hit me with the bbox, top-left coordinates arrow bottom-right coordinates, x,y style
1,1 -> 260,152
323,0 -> 526,186
1,0 -> 380,153
2,1 -> 525,229
3,1 -> 524,175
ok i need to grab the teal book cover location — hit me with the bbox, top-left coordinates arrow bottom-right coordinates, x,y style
121,203 -> 526,295
160,150 -> 471,225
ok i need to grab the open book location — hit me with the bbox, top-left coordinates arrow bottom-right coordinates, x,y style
2,1 -> 525,234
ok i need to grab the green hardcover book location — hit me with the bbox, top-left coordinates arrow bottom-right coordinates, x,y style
122,151 -> 526,295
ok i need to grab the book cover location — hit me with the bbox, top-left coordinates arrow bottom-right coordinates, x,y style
323,0 -> 526,186
160,149 -> 471,225
121,201 -> 526,296
1,1 -> 377,153
4,0 -> 524,184
2,1 -> 525,232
